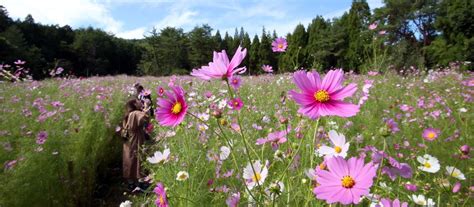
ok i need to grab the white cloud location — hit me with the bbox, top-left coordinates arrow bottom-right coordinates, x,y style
3,0 -> 122,33
116,27 -> 147,39
154,10 -> 199,29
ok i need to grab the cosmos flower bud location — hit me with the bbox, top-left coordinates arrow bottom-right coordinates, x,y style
405,183 -> 417,192
460,145 -> 470,155
379,125 -> 390,137
212,110 -> 222,118
269,182 -> 283,195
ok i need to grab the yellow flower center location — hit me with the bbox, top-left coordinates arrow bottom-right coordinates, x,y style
314,90 -> 330,102
319,163 -> 326,170
234,101 -> 240,107
341,176 -> 355,188
252,172 -> 262,182
171,102 -> 182,114
179,173 -> 187,180
427,132 -> 436,140
424,162 -> 431,168
334,146 -> 342,153
159,195 -> 165,204
451,171 -> 459,177
278,44 -> 283,49
233,79 -> 238,84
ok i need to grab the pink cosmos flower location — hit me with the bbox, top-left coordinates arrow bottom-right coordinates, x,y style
228,98 -> 243,110
191,46 -> 247,80
14,60 -> 26,65
380,198 -> 408,207
378,30 -> 387,35
313,156 -> 376,205
36,131 -> 48,145
422,128 -> 440,141
289,69 -> 359,119
4,159 -> 17,170
154,183 -> 169,207
226,192 -> 240,207
262,65 -> 273,73
155,86 -> 188,127
452,182 -> 461,193
368,71 -> 379,76
369,23 -> 378,30
256,130 -> 288,150
272,37 -> 287,52
51,101 -> 64,108
385,118 -> 400,133
229,76 -> 242,89
55,67 -> 64,75
141,89 -> 151,96
405,183 -> 418,192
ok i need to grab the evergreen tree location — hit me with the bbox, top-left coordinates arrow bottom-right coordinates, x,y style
249,34 -> 260,75
242,32 -> 251,69
258,28 -> 273,71
187,24 -> 215,68
307,16 -> 331,70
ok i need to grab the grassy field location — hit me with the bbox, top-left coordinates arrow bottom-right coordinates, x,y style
0,69 -> 472,206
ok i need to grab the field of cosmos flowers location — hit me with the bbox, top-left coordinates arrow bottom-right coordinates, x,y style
1,43 -> 473,207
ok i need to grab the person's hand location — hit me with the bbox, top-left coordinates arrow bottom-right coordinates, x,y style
143,102 -> 151,112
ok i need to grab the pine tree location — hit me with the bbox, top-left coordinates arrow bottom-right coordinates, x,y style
249,34 -> 260,75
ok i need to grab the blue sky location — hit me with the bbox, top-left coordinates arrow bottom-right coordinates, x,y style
3,0 -> 383,39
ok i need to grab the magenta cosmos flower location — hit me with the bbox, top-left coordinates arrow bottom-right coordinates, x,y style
256,130 -> 288,150
422,128 -> 440,141
154,182 -> 169,207
191,46 -> 247,80
289,69 -> 359,119
155,86 -> 187,127
313,156 -> 376,205
228,98 -> 243,110
272,37 -> 287,52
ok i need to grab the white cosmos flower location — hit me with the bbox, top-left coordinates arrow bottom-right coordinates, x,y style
119,200 -> 132,207
243,160 -> 268,190
197,112 -> 210,121
417,154 -> 440,173
459,107 -> 467,113
446,166 -> 465,180
147,148 -> 170,164
317,130 -> 350,158
219,146 -> 230,161
412,194 -> 435,206
176,171 -> 189,181
218,99 -> 227,109
197,123 -> 208,132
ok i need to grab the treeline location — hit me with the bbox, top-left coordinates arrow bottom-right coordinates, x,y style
0,0 -> 472,79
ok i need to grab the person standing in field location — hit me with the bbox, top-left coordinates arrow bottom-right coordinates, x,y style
134,83 -> 154,117
122,99 -> 151,189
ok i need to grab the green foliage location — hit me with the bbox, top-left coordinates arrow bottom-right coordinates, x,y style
279,24 -> 308,72
138,27 -> 188,76
0,78 -> 126,206
187,25 -> 216,68
1,0 -> 473,78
